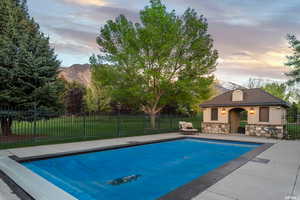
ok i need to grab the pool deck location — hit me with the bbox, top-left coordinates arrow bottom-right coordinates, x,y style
0,133 -> 300,200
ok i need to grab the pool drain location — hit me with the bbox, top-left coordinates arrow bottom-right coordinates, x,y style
107,175 -> 141,186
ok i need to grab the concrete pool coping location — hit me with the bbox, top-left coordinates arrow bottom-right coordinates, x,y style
1,133 -> 298,200
0,157 -> 77,200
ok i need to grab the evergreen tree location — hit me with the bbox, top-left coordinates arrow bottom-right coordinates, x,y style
0,0 -> 62,135
286,34 -> 300,85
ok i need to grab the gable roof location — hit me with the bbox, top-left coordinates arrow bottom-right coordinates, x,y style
200,88 -> 290,108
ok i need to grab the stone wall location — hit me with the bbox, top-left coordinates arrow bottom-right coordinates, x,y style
202,122 -> 230,134
202,122 -> 285,139
245,124 -> 285,139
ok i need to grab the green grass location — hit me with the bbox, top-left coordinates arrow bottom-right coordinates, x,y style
1,113 -> 299,149
0,115 -> 202,149
287,124 -> 300,139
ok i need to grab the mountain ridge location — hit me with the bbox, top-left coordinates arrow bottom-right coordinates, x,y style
59,64 -> 91,87
58,64 -> 244,94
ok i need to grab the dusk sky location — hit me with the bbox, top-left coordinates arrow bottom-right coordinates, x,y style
27,0 -> 300,85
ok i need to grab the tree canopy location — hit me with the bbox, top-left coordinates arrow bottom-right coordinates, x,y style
0,0 -> 62,109
62,81 -> 86,115
262,82 -> 292,102
85,66 -> 111,113
246,78 -> 294,103
91,0 -> 218,127
286,34 -> 300,86
0,0 -> 62,135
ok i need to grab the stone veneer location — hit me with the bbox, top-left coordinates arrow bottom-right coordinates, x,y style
202,122 -> 285,139
202,122 -> 230,134
245,124 -> 285,139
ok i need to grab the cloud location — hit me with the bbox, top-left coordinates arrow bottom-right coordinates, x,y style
50,27 -> 98,47
27,0 -> 300,83
222,47 -> 290,68
50,42 -> 95,55
231,51 -> 252,57
62,0 -> 108,6
260,48 -> 291,67
223,55 -> 259,65
73,6 -> 140,23
215,64 -> 290,85
223,18 -> 259,27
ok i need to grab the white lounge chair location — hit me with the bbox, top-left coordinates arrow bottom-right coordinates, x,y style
179,121 -> 198,135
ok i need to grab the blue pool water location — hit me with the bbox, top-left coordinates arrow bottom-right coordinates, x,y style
23,139 -> 260,200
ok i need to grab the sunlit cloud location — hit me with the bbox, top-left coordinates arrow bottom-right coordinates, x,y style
63,0 -> 108,6
260,48 -> 291,67
222,18 -> 260,27
222,52 -> 260,65
223,48 -> 290,68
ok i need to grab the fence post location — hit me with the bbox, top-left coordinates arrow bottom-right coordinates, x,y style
284,112 -> 288,139
116,104 -> 121,137
143,115 -> 146,134
117,111 -> 121,137
116,114 -> 119,137
170,114 -> 172,130
158,115 -> 160,129
33,104 -> 37,141
83,113 -> 86,138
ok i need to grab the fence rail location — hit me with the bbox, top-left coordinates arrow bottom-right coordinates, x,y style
0,107 -> 202,149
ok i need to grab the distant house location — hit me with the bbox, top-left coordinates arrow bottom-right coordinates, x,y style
200,88 -> 290,138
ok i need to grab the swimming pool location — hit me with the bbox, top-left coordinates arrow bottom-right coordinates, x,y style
22,138 -> 261,200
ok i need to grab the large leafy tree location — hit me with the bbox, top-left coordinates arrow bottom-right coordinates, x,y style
85,67 -> 111,113
0,0 -> 62,135
246,78 -> 293,102
91,0 -> 218,127
286,34 -> 300,85
262,82 -> 292,102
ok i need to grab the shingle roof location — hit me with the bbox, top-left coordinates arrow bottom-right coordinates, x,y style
200,88 -> 290,108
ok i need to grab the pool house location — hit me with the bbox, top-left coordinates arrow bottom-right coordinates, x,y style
200,88 -> 290,138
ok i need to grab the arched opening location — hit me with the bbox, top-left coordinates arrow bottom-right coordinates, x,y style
228,108 -> 248,134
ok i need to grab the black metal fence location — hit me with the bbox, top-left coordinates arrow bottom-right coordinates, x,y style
1,106 -> 299,149
0,107 -> 202,149
286,111 -> 300,139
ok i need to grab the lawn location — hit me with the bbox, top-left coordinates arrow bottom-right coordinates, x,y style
0,114 -> 202,149
2,113 -> 298,149
287,124 -> 300,139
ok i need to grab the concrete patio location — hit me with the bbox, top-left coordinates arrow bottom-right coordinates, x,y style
0,133 -> 299,200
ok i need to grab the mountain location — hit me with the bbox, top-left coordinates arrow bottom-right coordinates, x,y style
59,64 -> 91,87
213,83 -> 229,94
217,80 -> 246,90
58,64 -> 244,94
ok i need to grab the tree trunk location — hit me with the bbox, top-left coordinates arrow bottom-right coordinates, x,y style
1,117 -> 13,136
150,113 -> 156,129
143,104 -> 162,129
